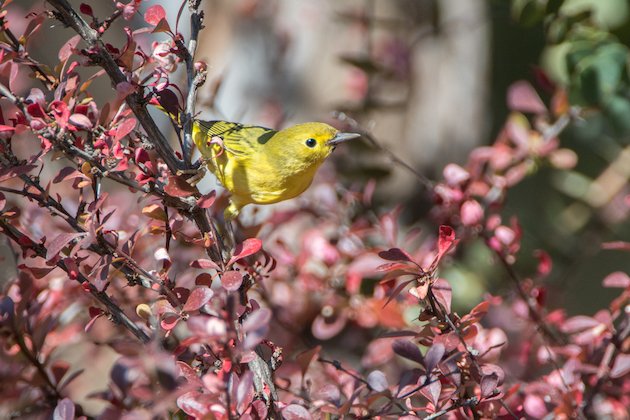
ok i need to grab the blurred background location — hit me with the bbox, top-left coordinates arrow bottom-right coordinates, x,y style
8,0 -> 630,326
2,0 -> 629,415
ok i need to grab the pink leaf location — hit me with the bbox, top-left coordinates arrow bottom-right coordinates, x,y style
183,287 -> 214,312
432,278 -> 452,314
282,404 -> 312,420
480,372 -> 499,398
243,308 -> 271,333
0,125 -> 15,133
46,232 -> 85,261
228,238 -> 262,265
602,271 -> 630,288
507,81 -> 547,114
601,241 -> 630,252
561,316 -> 601,334
367,370 -> 388,392
196,191 -> 216,209
53,398 -> 75,420
460,200 -> 484,226
69,113 -> 93,130
610,354 -> 630,379
533,250 -> 553,277
221,270 -> 243,292
144,5 -> 166,26
0,192 -> 5,211
59,34 -> 81,62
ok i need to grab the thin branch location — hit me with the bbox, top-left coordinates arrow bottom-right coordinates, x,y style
45,0 -> 183,174
333,111 -> 434,191
424,397 -> 479,420
176,0 -> 205,166
0,219 -> 151,343
582,312 -> 630,416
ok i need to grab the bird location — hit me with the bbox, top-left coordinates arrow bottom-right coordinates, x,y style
192,120 -> 360,219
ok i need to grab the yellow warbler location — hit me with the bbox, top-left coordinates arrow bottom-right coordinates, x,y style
193,120 -> 360,219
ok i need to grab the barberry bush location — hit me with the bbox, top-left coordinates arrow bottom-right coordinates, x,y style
0,0 -> 628,419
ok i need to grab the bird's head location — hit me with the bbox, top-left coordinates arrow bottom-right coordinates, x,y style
274,122 -> 360,165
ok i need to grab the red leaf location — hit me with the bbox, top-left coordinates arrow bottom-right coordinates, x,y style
378,248 -> 412,262
46,232 -> 85,261
534,249 -> 552,277
79,3 -> 93,16
161,313 -> 181,331
437,225 -> 456,260
0,192 -> 5,211
114,117 -> 137,142
195,273 -> 213,286
507,81 -> 547,114
182,287 -> 214,312
228,238 -> 262,265
221,270 -> 243,292
190,259 -> 220,270
196,191 -> 216,209
144,5 -> 166,26
0,124 -> 15,132
602,271 -> 630,288
296,346 -> 321,377
165,175 -> 197,197
52,167 -> 87,184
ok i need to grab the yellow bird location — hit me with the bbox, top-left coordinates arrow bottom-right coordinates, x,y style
192,120 -> 360,219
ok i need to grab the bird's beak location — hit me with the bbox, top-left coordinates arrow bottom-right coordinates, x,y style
327,132 -> 361,146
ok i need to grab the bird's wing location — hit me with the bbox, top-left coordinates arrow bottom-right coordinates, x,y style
196,120 -> 277,159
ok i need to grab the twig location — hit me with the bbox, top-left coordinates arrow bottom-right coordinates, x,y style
424,396 -> 479,420
46,0 -> 183,174
0,219 -> 151,343
333,111 -> 434,191
176,0 -> 205,166
582,312 -> 630,416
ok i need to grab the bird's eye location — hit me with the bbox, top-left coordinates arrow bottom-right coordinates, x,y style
305,138 -> 317,148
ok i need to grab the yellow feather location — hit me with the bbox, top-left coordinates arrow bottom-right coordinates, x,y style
192,120 -> 359,219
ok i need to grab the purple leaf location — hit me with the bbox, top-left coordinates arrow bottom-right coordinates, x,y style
53,398 -> 75,420
367,370 -> 388,392
182,287 -> 214,312
480,372 -> 499,398
378,248 -> 412,262
424,342 -> 445,374
392,339 -> 423,364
